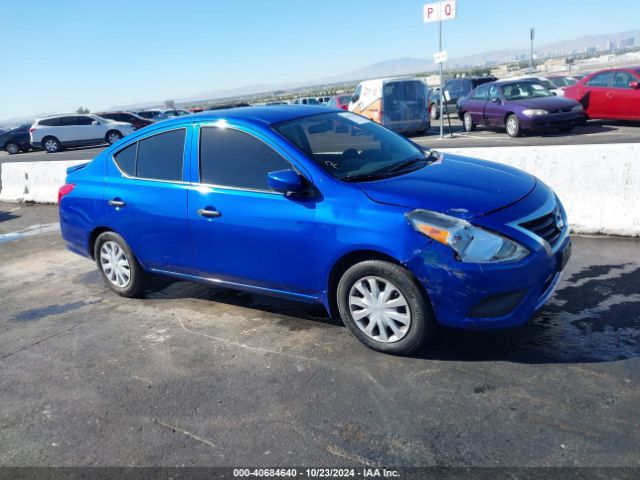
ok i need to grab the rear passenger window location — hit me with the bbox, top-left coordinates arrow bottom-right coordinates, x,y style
136,129 -> 185,181
199,127 -> 291,190
114,143 -> 137,176
587,72 -> 613,87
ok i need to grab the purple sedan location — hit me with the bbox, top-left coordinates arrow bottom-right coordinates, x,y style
458,80 -> 585,137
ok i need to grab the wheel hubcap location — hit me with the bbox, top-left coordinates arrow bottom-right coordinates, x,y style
45,140 -> 58,152
507,118 -> 517,134
100,241 -> 131,288
348,276 -> 411,343
108,133 -> 120,144
7,144 -> 18,154
464,114 -> 471,130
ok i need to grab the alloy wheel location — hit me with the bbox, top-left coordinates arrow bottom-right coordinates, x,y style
107,132 -> 121,144
348,276 -> 411,343
99,241 -> 131,288
507,117 -> 518,136
44,139 -> 58,152
464,113 -> 472,131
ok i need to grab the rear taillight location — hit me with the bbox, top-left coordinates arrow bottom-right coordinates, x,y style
29,127 -> 36,133
58,184 -> 75,204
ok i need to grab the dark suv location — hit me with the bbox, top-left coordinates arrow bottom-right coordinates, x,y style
0,123 -> 35,154
430,76 -> 497,119
95,112 -> 152,131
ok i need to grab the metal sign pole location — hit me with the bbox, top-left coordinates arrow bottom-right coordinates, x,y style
439,19 -> 443,139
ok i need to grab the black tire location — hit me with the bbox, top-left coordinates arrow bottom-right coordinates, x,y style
5,142 -> 20,154
94,231 -> 147,298
463,112 -> 476,132
106,130 -> 123,145
430,103 -> 439,120
42,136 -> 62,153
336,260 -> 435,355
505,114 -> 520,137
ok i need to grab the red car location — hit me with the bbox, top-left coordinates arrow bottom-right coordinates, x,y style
95,111 -> 153,130
327,94 -> 352,110
563,67 -> 640,121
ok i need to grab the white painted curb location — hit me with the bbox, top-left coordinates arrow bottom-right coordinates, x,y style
0,160 -> 89,204
439,143 -> 640,237
1,143 -> 639,236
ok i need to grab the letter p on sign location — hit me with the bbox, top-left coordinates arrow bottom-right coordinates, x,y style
423,0 -> 457,23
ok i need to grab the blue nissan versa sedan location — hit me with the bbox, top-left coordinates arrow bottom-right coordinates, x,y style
59,106 -> 571,354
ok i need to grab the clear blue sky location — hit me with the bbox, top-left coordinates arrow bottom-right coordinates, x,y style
1,0 -> 638,119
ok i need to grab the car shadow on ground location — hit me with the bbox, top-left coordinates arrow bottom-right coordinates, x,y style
140,260 -> 640,365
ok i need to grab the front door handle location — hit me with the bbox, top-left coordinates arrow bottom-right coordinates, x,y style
197,207 -> 221,218
108,198 -> 126,208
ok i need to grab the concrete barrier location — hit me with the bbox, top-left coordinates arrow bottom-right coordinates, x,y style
439,143 -> 640,237
0,143 -> 639,236
0,160 -> 88,204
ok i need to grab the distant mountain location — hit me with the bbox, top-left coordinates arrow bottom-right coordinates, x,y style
321,30 -> 640,83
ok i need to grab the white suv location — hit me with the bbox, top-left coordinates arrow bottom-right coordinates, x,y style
30,114 -> 134,153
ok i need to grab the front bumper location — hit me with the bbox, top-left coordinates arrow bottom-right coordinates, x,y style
521,111 -> 584,131
406,182 -> 571,330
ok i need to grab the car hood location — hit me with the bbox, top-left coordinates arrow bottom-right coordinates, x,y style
358,153 -> 536,219
509,96 -> 578,110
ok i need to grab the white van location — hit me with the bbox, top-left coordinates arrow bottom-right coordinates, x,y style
348,77 -> 430,134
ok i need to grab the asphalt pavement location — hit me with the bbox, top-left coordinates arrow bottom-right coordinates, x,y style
1,119 -> 639,164
1,202 -> 639,467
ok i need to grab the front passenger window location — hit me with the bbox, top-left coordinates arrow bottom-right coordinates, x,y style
199,127 -> 291,191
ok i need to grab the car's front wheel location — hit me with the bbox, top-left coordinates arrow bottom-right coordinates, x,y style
106,130 -> 123,145
5,142 -> 20,154
506,114 -> 520,137
463,112 -> 476,132
337,260 -> 435,355
42,136 -> 62,153
94,231 -> 146,297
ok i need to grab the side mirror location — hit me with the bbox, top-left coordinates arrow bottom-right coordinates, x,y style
267,169 -> 305,196
630,81 -> 640,89
91,120 -> 99,125
351,95 -> 359,103
551,91 -> 557,96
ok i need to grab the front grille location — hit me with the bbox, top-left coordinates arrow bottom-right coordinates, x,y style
521,207 -> 563,247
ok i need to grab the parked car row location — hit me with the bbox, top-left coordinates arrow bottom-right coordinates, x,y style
452,66 -> 640,137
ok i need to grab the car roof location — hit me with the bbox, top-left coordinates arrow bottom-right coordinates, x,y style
163,105 -> 338,127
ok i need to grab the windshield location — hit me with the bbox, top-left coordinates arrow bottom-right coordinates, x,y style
502,82 -> 553,100
274,112 -> 434,181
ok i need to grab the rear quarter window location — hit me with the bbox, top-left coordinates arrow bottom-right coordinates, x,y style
114,143 -> 137,176
38,117 -> 60,126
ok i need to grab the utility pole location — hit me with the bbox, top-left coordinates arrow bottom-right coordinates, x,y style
439,20 -> 443,139
530,27 -> 535,72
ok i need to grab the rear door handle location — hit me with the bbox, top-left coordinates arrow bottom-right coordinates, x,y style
108,198 -> 126,208
197,207 -> 221,218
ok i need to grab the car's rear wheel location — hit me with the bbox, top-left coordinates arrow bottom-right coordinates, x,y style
463,112 -> 476,132
43,136 -> 62,153
94,231 -> 146,297
337,260 -> 435,355
106,130 -> 122,145
506,114 -> 520,137
430,103 -> 439,120
5,142 -> 20,154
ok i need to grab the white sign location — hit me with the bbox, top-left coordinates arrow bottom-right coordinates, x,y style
423,0 -> 457,23
434,50 -> 448,63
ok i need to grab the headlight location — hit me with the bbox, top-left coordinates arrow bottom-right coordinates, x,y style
571,104 -> 583,111
406,210 -> 529,263
522,109 -> 549,117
